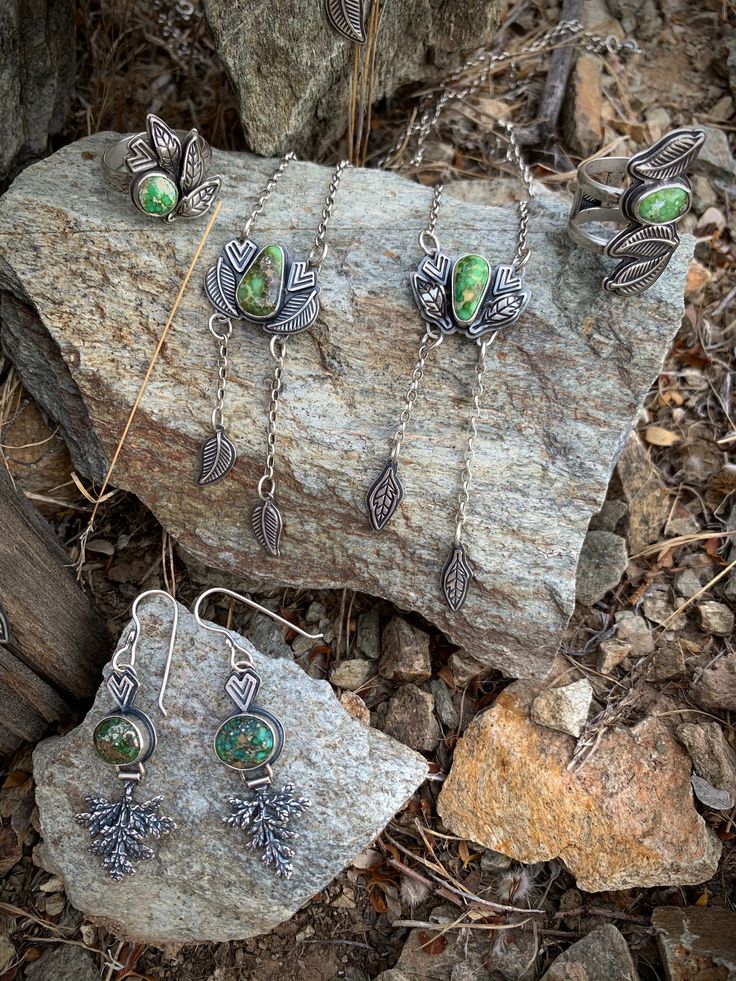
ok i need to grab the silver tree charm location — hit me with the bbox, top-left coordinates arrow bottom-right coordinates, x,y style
224,783 -> 310,879
77,781 -> 176,880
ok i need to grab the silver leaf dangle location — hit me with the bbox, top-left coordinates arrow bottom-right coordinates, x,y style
198,428 -> 236,485
324,0 -> 366,42
441,542 -> 472,613
251,498 -> 283,556
366,461 -> 404,532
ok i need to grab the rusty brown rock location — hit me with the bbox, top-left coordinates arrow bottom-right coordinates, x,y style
563,53 -> 604,157
0,135 -> 693,679
653,906 -> 736,981
437,682 -> 721,892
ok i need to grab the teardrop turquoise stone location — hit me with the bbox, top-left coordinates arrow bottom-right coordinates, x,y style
236,245 -> 285,318
452,254 -> 490,322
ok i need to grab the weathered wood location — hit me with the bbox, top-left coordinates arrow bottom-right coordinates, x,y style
204,0 -> 501,157
0,465 -> 108,751
0,136 -> 691,678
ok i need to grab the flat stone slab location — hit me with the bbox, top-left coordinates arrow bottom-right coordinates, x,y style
0,135 -> 692,678
33,596 -> 427,943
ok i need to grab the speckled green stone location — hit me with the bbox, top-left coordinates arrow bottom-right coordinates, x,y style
93,716 -> 141,765
637,186 -> 689,224
215,714 -> 275,769
453,254 -> 490,322
136,173 -> 178,216
236,245 -> 285,318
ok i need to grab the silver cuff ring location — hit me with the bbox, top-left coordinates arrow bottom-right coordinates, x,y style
567,128 -> 705,296
102,114 -> 222,223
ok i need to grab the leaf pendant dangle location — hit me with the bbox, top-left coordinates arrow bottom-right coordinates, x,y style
324,0 -> 366,42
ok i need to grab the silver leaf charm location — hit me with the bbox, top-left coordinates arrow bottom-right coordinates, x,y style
198,429 -> 236,485
0,602 -> 9,645
441,542 -> 472,613
324,0 -> 365,42
146,114 -> 182,173
251,498 -> 283,556
366,461 -> 404,532
180,131 -> 204,193
224,784 -> 311,878
603,254 -> 672,296
473,290 -> 529,334
628,128 -> 705,182
607,223 -> 678,259
174,177 -> 221,220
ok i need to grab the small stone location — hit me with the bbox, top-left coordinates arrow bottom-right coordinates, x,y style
452,254 -> 490,322
25,944 -> 99,981
355,608 -> 380,660
531,678 -> 593,738
645,106 -> 672,142
480,849 -> 512,873
690,651 -> 736,712
597,639 -> 631,674
677,722 -> 736,804
292,634 -> 318,657
135,172 -> 178,216
339,691 -> 370,726
490,931 -> 538,980
647,645 -> 686,682
696,125 -> 736,179
305,601 -> 326,624
540,924 -> 638,981
588,499 -> 627,533
394,905 -> 488,980
615,611 -> 655,655
686,259 -> 713,295
244,612 -> 293,660
450,648 -> 486,686
330,659 -> 374,691
93,716 -> 142,766
237,244 -> 285,318
383,684 -> 440,752
691,174 -> 717,212
695,206 -> 727,235
699,600 -> 734,637
675,568 -> 703,598
575,530 -> 628,606
637,186 -> 689,224
214,714 -> 275,769
643,588 -> 678,627
429,679 -> 459,729
665,503 -> 701,537
653,907 -> 736,981
379,617 -> 432,683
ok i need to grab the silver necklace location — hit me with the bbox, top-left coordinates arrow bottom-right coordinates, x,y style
199,153 -> 350,557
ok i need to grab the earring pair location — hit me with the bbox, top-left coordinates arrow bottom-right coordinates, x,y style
77,588 -> 321,881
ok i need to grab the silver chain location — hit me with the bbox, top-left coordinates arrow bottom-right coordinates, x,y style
455,335 -> 495,544
257,335 -> 287,501
308,159 -> 352,268
209,313 -> 232,431
390,328 -> 444,462
240,152 -> 296,241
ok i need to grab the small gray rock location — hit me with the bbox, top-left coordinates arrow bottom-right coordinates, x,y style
677,722 -> 736,804
588,499 -> 628,533
531,679 -> 594,738
540,924 -> 638,981
25,944 -> 98,981
575,530 -> 628,606
699,601 -> 734,637
643,588 -> 678,627
430,679 -> 459,730
690,651 -> 736,712
647,645 -> 686,682
615,611 -> 655,655
480,849 -> 512,873
244,612 -> 293,660
490,930 -> 538,980
597,639 -> 631,674
355,608 -> 381,661
383,685 -> 441,753
696,125 -> 736,179
675,568 -> 703,598
330,659 -> 374,691
450,649 -> 487,686
305,601 -> 326,624
379,617 -> 432,684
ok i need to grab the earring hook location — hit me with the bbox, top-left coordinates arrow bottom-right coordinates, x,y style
112,589 -> 180,717
192,587 -> 323,669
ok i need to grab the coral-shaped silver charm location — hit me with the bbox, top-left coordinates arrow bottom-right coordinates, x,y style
76,780 -> 176,880
224,783 -> 310,879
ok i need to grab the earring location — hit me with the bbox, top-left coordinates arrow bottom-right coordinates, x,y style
76,590 -> 179,880
366,122 -> 533,613
193,588 -> 322,878
198,153 -> 351,557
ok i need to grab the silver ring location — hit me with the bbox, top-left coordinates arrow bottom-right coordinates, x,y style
567,128 -> 705,295
102,113 -> 222,223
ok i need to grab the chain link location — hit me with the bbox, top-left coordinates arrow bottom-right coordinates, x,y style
208,313 -> 232,430
419,182 -> 444,254
240,152 -> 296,241
257,335 -> 287,500
308,159 -> 352,268
390,328 -> 444,462
454,334 -> 496,543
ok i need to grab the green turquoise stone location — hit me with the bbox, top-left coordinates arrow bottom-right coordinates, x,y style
637,186 -> 689,224
236,245 -> 285,318
215,714 -> 275,769
93,716 -> 141,765
136,173 -> 178,216
452,254 -> 490,322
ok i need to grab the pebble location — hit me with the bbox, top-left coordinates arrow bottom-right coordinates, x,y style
244,612 -> 293,660
695,206 -> 727,235
429,678 -> 459,729
540,924 -> 638,981
355,608 -> 380,660
305,601 -> 326,624
339,691 -> 370,725
642,588 -> 678,627
589,499 -> 628,533
698,600 -> 734,637
690,651 -> 736,712
330,659 -> 374,691
383,684 -> 441,752
677,722 -> 736,804
379,617 -> 432,683
647,645 -> 686,682
675,568 -> 703,598
597,638 -> 631,674
697,125 -> 736,179
450,648 -> 486,686
480,849 -> 512,873
575,530 -> 628,607
491,931 -> 537,980
530,678 -> 594,739
615,611 -> 655,655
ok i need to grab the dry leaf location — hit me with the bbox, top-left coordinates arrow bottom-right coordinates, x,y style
643,425 -> 681,447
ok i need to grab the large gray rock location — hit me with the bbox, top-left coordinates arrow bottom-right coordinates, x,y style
0,136 -> 692,678
203,0 -> 501,157
33,596 -> 427,943
0,0 -> 75,188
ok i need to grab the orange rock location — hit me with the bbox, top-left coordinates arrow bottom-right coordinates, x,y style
437,682 -> 720,892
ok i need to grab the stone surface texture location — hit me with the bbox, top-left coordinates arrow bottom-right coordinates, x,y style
33,597 -> 427,943
0,0 -> 74,188
203,0 -> 500,157
0,137 -> 692,678
531,677 -> 594,738
575,529 -> 629,606
437,682 -> 721,892
379,617 -> 432,683
653,906 -> 736,981
540,924 -> 639,981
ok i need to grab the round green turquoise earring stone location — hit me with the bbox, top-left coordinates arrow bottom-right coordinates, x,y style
215,714 -> 275,769
135,173 -> 179,217
452,254 -> 490,322
236,245 -> 285,318
636,186 -> 689,224
93,716 -> 142,765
